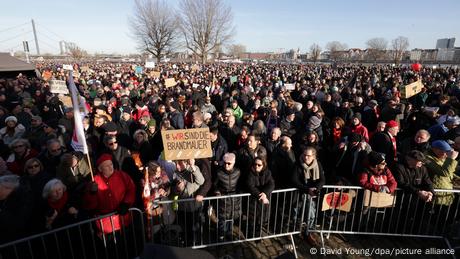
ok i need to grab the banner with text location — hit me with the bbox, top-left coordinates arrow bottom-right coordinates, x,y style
161,128 -> 212,160
50,80 -> 69,94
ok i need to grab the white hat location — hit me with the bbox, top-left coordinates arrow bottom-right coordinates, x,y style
5,116 -> 17,123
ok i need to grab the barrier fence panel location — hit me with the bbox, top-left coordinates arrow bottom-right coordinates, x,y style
151,188 -> 306,251
0,208 -> 145,259
309,185 -> 460,242
3,186 -> 459,258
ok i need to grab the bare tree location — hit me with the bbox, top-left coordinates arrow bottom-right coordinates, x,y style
129,0 -> 178,63
366,37 -> 388,62
66,43 -> 87,60
309,43 -> 321,63
178,0 -> 235,63
391,36 -> 409,64
326,41 -> 347,62
227,44 -> 246,59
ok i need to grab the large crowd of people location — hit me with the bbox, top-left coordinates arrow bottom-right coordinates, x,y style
0,61 -> 460,247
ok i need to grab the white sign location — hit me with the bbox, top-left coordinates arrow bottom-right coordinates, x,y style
192,83 -> 199,88
63,64 -> 73,71
145,61 -> 156,68
285,83 -> 295,90
49,80 -> 69,94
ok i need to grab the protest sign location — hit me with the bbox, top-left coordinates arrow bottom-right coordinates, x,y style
285,83 -> 295,90
63,64 -> 73,70
145,61 -> 155,68
135,66 -> 143,74
81,66 -> 91,73
321,191 -> 355,212
59,95 -> 72,107
161,128 -> 212,160
49,80 -> 69,94
165,78 -> 177,88
230,76 -> 238,84
400,80 -> 423,99
191,64 -> 200,72
363,190 -> 395,208
192,83 -> 199,88
150,71 -> 161,78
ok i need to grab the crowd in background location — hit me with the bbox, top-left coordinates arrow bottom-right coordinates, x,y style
1,61 -> 460,245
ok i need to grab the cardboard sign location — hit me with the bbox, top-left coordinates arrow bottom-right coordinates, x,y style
145,61 -> 155,68
192,83 -> 199,88
321,191 -> 355,212
59,95 -> 72,107
49,80 -> 69,94
363,190 -> 395,208
400,80 -> 423,99
230,76 -> 238,84
81,66 -> 90,73
161,128 -> 212,160
285,83 -> 295,91
150,71 -> 161,78
164,78 -> 177,88
191,64 -> 200,72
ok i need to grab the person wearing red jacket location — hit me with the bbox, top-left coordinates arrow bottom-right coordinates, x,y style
358,151 -> 397,194
83,154 -> 136,234
350,113 -> 369,142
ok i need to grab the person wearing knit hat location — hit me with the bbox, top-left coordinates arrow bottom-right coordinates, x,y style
370,119 -> 399,169
0,116 -> 26,146
5,116 -> 17,124
83,153 -> 136,227
351,112 -> 369,142
358,151 -> 397,194
424,140 -> 458,206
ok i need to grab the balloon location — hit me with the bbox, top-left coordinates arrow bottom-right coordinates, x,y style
411,63 -> 422,72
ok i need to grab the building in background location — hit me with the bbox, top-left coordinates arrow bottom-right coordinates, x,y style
436,38 -> 455,49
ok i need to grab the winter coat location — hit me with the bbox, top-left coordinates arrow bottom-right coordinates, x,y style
0,124 -> 25,145
173,165 -> 205,212
56,158 -> 91,192
291,160 -> 325,193
169,110 -> 184,129
358,167 -> 397,194
270,147 -> 296,188
394,163 -> 434,195
237,145 -> 267,175
425,150 -> 458,206
213,167 -> 242,219
211,135 -> 228,167
246,168 -> 275,198
370,131 -> 397,168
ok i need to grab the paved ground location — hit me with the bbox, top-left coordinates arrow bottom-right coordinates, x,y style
204,234 -> 455,259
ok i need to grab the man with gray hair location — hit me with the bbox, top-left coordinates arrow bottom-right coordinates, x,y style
0,174 -> 34,243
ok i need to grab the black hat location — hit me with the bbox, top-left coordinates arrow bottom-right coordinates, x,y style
103,122 -> 118,132
352,112 -> 362,121
285,108 -> 295,116
122,107 -> 132,114
94,105 -> 106,111
368,151 -> 385,167
406,150 -> 426,162
136,101 -> 145,107
170,101 -> 181,110
44,119 -> 59,129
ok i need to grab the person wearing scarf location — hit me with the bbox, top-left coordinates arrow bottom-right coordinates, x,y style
292,146 -> 325,246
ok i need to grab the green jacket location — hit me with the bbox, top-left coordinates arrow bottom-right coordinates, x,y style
232,106 -> 244,121
425,151 -> 458,206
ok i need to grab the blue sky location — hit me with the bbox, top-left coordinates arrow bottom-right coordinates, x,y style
1,0 -> 459,54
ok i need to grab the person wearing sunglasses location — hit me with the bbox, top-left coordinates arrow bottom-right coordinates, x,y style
213,153 -> 241,241
22,158 -> 51,202
102,135 -> 133,172
246,157 -> 274,238
6,138 -> 38,176
359,151 -> 397,194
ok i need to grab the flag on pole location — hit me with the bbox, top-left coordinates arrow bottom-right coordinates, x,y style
68,70 -> 89,154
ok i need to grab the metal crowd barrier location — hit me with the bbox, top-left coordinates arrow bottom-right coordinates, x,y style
0,208 -> 145,259
308,185 -> 460,248
151,188 -> 305,257
3,186 -> 460,259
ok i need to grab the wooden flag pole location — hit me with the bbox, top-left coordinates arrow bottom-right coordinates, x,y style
86,153 -> 95,181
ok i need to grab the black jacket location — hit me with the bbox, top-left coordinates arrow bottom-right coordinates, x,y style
246,168 -> 275,197
394,163 -> 434,195
270,147 -> 296,188
291,160 -> 325,193
370,131 -> 396,167
214,167 -> 241,195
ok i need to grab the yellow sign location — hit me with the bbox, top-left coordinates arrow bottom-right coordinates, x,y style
400,80 -> 423,99
150,71 -> 161,78
161,128 -> 212,160
164,78 -> 177,88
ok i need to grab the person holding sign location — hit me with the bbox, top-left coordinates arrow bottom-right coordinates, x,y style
358,151 -> 397,194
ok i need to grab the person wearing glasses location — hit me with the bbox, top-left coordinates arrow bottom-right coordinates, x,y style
213,153 -> 241,241
22,158 -> 51,200
102,135 -> 133,172
38,138 -> 65,177
246,157 -> 274,238
6,138 -> 38,176
358,151 -> 397,194
292,146 -> 325,246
